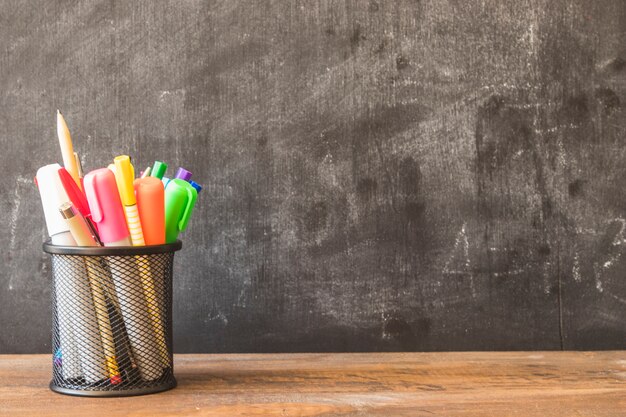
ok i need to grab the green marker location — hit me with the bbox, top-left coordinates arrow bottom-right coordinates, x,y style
164,179 -> 198,243
151,161 -> 167,180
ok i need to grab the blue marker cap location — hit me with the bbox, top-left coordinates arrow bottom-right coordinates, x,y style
189,181 -> 202,194
162,177 -> 171,188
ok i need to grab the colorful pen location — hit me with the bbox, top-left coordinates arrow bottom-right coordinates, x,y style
164,178 -> 198,243
174,167 -> 192,182
84,168 -> 163,380
58,167 -> 99,238
132,174 -> 170,366
151,161 -> 167,180
114,155 -> 145,246
189,180 -> 202,194
59,202 -> 121,385
84,168 -> 131,246
134,177 -> 165,245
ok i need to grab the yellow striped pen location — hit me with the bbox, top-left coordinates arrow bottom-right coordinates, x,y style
114,156 -> 170,368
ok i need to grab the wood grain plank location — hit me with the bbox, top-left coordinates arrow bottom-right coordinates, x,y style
0,352 -> 624,416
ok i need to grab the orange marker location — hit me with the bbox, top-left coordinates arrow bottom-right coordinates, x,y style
134,176 -> 165,245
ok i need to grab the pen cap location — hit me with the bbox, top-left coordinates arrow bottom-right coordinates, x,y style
174,167 -> 192,182
189,180 -> 202,194
113,155 -> 136,206
84,168 -> 130,244
58,168 -> 91,218
134,176 -> 165,245
36,164 -> 71,237
151,161 -> 167,180
164,179 -> 198,243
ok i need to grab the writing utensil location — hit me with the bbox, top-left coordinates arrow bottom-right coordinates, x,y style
59,202 -> 99,245
164,178 -> 198,243
84,168 -> 163,380
114,155 -> 145,246
174,167 -> 192,182
140,166 -> 151,178
189,181 -> 202,194
134,177 -> 165,245
37,164 -> 108,383
56,110 -> 82,191
58,167 -> 99,237
36,164 -> 82,380
115,158 -> 171,366
151,161 -> 167,180
59,202 -> 121,385
134,176 -> 170,366
84,168 -> 130,247
162,177 -> 171,188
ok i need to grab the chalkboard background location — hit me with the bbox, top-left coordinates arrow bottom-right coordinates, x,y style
1,1 -> 625,353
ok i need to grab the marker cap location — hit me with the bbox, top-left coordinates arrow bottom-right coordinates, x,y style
36,164 -> 71,238
174,167 -> 192,182
84,168 -> 130,244
134,177 -> 165,245
151,161 -> 167,180
189,180 -> 202,194
113,155 -> 136,206
164,179 -> 198,243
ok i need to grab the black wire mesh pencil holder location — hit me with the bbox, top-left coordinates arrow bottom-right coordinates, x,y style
43,240 -> 182,397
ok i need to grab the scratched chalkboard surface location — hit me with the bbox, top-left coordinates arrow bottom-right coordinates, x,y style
1,1 -> 625,353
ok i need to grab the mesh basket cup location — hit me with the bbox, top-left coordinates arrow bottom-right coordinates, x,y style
43,240 -> 182,397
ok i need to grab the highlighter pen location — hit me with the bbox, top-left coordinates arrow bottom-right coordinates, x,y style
164,178 -> 198,243
174,167 -> 192,182
56,111 -> 82,191
151,161 -> 167,180
134,176 -> 171,366
120,164 -> 171,365
189,181 -> 202,194
59,202 -> 122,385
85,168 -> 163,380
140,166 -> 151,178
114,155 -> 145,246
84,168 -> 131,247
134,177 -> 165,245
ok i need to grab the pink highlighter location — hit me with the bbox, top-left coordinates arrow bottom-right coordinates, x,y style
84,168 -> 131,247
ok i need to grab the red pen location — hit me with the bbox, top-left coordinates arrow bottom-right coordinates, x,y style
58,167 -> 100,240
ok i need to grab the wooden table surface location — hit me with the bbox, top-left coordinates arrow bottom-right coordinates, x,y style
1,352 -> 624,416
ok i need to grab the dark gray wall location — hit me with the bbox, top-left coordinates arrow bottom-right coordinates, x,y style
1,0 -> 625,353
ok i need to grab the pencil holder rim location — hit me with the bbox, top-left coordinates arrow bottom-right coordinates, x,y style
42,240 -> 182,256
